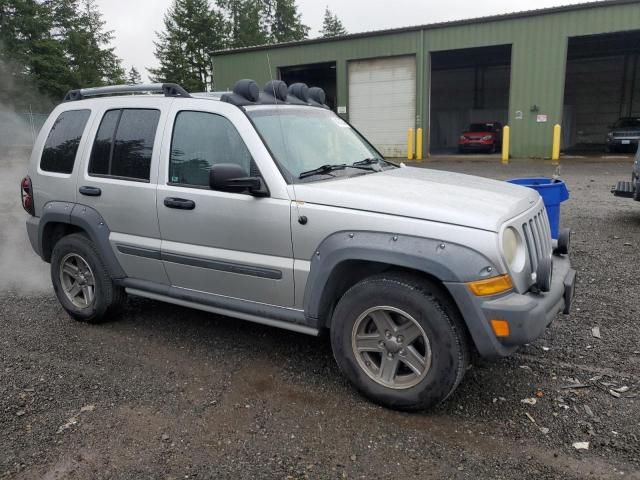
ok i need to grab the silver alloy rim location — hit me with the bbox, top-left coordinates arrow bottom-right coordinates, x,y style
59,253 -> 96,309
351,306 -> 432,390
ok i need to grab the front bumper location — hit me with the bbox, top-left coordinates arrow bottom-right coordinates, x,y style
445,255 -> 576,358
607,137 -> 639,148
459,142 -> 494,151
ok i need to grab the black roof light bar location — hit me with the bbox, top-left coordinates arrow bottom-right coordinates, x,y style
220,79 -> 329,109
63,83 -> 191,102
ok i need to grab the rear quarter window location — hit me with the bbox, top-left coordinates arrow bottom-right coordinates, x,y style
40,110 -> 91,174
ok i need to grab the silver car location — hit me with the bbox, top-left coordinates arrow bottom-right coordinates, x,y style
21,80 -> 576,411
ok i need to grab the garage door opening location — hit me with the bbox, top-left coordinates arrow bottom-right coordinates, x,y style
279,62 -> 337,112
563,31 -> 640,154
429,44 -> 512,155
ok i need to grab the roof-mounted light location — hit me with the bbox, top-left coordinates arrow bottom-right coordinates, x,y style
288,83 -> 310,102
263,80 -> 288,102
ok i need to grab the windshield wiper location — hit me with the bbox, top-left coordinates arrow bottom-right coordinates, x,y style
299,164 -> 347,179
353,158 -> 380,167
299,162 -> 385,180
353,157 -> 397,169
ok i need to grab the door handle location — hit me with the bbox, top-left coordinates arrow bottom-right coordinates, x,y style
164,197 -> 195,210
79,186 -> 101,197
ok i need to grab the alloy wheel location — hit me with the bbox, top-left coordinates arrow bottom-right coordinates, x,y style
59,253 -> 96,309
351,306 -> 432,389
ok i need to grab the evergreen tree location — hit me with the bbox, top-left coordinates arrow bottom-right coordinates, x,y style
218,0 -> 269,49
0,0 -> 68,109
54,0 -> 126,87
127,66 -> 142,84
0,0 -> 124,108
319,6 -> 347,38
150,0 -> 228,92
270,0 -> 308,43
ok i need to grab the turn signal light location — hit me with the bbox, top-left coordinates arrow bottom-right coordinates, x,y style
490,319 -> 510,337
467,275 -> 513,296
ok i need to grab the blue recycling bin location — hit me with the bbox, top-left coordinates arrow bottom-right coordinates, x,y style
507,177 -> 569,239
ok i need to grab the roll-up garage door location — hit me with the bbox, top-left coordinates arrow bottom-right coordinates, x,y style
348,56 -> 416,158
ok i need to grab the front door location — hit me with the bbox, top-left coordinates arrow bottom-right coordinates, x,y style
156,103 -> 294,307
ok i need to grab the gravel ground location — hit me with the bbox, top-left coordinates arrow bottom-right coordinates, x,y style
1,154 -> 639,479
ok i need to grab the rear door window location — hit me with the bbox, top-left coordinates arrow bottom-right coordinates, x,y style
88,109 -> 160,182
40,110 -> 91,174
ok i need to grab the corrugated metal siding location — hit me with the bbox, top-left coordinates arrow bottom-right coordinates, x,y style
214,1 -> 640,158
348,56 -> 416,157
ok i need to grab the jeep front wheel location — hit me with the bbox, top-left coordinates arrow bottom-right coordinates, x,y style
330,273 -> 469,411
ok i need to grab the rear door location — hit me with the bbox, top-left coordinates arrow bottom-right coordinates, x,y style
78,98 -> 171,283
156,100 -> 294,307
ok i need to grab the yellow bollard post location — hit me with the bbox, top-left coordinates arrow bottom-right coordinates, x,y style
551,124 -> 561,164
501,125 -> 510,164
416,128 -> 423,161
407,128 -> 415,160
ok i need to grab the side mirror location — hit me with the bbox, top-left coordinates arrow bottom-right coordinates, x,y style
209,163 -> 269,197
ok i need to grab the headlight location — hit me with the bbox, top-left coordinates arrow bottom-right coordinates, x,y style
607,132 -> 614,137
502,227 -> 525,272
460,135 -> 467,140
482,135 -> 493,141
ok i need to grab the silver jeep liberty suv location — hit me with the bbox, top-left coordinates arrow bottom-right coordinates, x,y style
22,80 -> 576,411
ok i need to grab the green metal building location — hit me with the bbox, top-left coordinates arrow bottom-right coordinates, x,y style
213,0 -> 640,158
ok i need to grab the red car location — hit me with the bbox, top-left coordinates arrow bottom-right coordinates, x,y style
458,122 -> 503,153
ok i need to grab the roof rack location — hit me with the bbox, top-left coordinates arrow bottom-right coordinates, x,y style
63,83 -> 191,102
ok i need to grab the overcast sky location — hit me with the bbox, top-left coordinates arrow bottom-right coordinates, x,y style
96,0 -> 600,80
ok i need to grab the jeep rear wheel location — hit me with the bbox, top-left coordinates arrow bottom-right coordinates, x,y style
330,273 -> 469,411
51,233 -> 126,323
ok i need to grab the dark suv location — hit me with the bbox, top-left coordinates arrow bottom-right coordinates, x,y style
606,117 -> 640,153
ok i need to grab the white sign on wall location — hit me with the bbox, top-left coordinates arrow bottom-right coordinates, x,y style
536,114 -> 548,123
337,106 -> 347,114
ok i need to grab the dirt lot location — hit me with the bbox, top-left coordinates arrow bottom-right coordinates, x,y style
1,154 -> 639,479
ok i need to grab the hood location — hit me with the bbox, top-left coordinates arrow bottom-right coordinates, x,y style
610,127 -> 640,135
293,167 -> 540,232
463,130 -> 494,137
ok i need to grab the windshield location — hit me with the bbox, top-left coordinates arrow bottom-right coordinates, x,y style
614,118 -> 640,129
468,123 -> 495,132
247,107 -> 385,181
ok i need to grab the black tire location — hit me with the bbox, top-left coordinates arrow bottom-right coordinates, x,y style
51,233 -> 126,323
489,143 -> 497,154
634,180 -> 640,202
330,273 -> 469,411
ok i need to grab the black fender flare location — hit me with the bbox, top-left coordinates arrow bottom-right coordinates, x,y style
302,230 -> 499,325
38,202 -> 126,279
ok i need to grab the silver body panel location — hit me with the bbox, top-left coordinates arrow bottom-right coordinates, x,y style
30,104 -> 92,214
291,167 -> 539,233
289,199 -> 505,308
